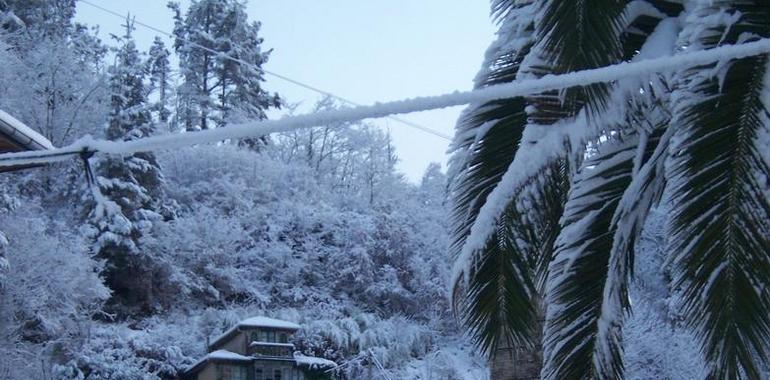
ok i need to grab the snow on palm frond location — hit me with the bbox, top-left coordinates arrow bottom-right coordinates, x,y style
535,3 -> 683,378
450,1 -> 685,371
522,0 -> 626,124
542,130 -> 637,380
448,0 -> 541,354
668,2 -> 770,378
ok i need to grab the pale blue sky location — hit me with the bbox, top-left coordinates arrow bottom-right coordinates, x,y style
75,1 -> 495,181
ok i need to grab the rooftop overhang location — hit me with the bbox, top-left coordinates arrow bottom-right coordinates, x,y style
0,109 -> 55,173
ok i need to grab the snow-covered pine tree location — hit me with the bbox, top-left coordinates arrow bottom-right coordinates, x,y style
147,37 -> 173,126
0,0 -> 75,39
168,0 -> 279,135
88,20 -> 170,317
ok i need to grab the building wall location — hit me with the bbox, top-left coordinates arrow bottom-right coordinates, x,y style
220,331 -> 249,355
255,360 -> 303,380
195,363 -> 218,380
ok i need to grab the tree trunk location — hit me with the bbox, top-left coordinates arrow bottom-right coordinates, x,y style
490,311 -> 544,379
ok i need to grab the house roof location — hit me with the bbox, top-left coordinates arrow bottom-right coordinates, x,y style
184,350 -> 338,377
239,316 -> 301,330
184,350 -> 253,378
209,316 -> 301,350
294,353 -> 338,370
0,110 -> 54,173
0,110 -> 54,151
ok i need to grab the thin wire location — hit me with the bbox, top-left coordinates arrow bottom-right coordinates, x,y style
78,0 -> 453,141
4,30 -> 770,168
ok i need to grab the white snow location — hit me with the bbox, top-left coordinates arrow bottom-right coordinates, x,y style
293,353 -> 337,369
0,109 -> 55,150
187,349 -> 253,372
238,316 -> 301,330
208,350 -> 252,361
2,36 -> 770,168
249,341 -> 295,348
210,316 -> 300,349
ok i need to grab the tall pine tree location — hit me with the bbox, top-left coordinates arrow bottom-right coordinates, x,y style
168,0 -> 279,134
147,37 -> 173,126
88,20 -> 170,317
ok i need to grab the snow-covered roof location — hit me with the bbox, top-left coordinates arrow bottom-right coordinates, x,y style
294,353 -> 337,370
209,316 -> 301,350
249,341 -> 296,348
208,350 -> 253,361
239,316 -> 301,330
0,110 -> 54,151
185,350 -> 253,374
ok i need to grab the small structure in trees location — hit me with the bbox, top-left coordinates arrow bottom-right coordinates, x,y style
183,316 -> 337,380
0,109 -> 54,172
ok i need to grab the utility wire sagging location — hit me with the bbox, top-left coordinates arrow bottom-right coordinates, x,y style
2,35 -> 770,168
78,0 -> 453,141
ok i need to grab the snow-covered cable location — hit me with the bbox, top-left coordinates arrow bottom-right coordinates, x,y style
3,36 -> 770,168
77,0 -> 452,141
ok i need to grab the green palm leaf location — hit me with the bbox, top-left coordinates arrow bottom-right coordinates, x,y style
461,158 -> 570,354
525,0 -> 626,124
542,132 -> 637,379
538,3 -> 679,378
669,2 -> 770,378
449,0 -> 538,351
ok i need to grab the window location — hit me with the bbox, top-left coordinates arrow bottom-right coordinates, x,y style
255,368 -> 264,380
216,365 -> 248,380
274,369 -> 282,380
279,333 -> 288,343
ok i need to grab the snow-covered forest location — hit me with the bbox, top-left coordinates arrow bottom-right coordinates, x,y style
0,1 -> 485,378
2,0 -> 770,379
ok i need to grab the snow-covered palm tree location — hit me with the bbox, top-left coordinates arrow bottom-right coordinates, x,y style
449,0 -> 770,379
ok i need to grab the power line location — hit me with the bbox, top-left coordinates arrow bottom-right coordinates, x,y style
78,0 -> 453,141
1,31 -> 769,168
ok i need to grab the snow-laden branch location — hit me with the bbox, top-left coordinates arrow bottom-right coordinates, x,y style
3,36 -> 770,168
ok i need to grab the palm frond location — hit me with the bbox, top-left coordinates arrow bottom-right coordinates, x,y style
621,0 -> 684,61
537,4 -> 680,377
509,158 -> 571,293
448,1 -> 536,264
541,132 -> 637,380
668,2 -> 770,378
461,157 -> 570,354
524,0 -> 626,124
448,0 -> 540,353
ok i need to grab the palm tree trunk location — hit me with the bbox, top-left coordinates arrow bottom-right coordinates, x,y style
490,309 -> 544,379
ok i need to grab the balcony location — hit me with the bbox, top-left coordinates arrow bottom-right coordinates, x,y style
248,341 -> 295,358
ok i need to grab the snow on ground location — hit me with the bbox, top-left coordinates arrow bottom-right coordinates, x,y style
396,342 -> 488,380
624,208 -> 706,380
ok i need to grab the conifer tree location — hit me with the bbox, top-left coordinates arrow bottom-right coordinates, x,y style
147,37 -> 173,126
88,20 -> 169,316
168,0 -> 279,133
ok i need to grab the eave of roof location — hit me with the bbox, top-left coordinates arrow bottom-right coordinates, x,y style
0,110 -> 55,173
209,316 -> 301,350
0,110 -> 54,151
184,350 -> 253,376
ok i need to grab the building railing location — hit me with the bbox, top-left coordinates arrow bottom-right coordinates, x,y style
248,341 -> 295,358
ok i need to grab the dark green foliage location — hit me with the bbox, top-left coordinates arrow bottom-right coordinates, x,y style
543,134 -> 637,379
527,0 -> 626,123
669,3 -> 770,378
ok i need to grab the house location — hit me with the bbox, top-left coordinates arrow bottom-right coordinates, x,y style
183,316 -> 337,380
0,109 -> 54,172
